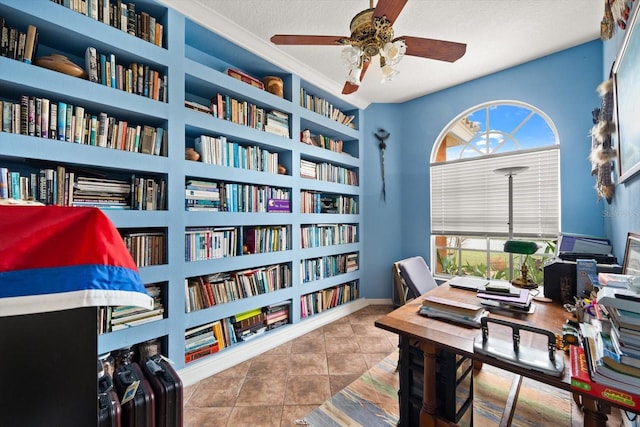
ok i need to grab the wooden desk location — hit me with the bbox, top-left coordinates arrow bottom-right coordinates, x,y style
374,283 -> 616,427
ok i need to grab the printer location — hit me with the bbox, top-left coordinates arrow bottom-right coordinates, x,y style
543,252 -> 621,304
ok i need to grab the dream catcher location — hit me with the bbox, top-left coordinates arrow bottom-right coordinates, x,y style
589,78 -> 617,203
601,0 -> 636,40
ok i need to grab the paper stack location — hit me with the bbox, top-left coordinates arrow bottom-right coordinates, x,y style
419,296 -> 488,328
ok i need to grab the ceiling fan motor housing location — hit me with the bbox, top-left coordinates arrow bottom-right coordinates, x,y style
349,9 -> 395,59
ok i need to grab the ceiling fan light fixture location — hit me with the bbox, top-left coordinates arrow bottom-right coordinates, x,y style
341,45 -> 363,68
381,40 -> 406,66
346,65 -> 362,85
381,64 -> 399,83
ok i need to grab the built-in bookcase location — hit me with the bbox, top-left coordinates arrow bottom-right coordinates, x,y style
0,0 -> 362,373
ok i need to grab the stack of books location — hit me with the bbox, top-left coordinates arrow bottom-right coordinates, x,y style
231,308 -> 267,342
418,296 -> 488,328
264,110 -> 289,138
593,284 -> 640,379
476,283 -> 533,312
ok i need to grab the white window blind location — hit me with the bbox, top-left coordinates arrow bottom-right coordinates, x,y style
431,147 -> 559,238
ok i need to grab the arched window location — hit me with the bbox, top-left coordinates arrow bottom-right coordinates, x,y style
430,101 -> 560,282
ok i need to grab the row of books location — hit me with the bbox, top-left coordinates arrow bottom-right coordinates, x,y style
98,283 -> 164,333
0,166 -> 166,210
300,131 -> 346,154
186,182 -> 291,212
193,134 -> 280,174
210,93 -> 267,132
299,88 -> 356,129
300,223 -> 358,248
300,281 -> 359,318
85,47 -> 168,102
0,97 -> 167,156
0,18 -> 38,63
184,264 -> 292,313
300,191 -> 358,214
184,226 -> 239,262
120,230 -> 166,267
50,0 -> 165,48
244,225 -> 291,254
299,159 -> 359,186
184,318 -> 236,363
300,252 -> 359,283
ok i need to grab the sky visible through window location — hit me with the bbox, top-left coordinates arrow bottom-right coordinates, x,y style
446,104 -> 556,160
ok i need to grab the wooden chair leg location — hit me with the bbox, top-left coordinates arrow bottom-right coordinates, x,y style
499,374 -> 523,427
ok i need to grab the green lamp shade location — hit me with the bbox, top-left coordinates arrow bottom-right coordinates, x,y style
503,240 -> 538,255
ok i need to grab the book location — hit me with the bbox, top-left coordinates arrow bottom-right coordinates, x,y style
597,272 -> 636,289
597,286 -> 640,313
422,296 -> 485,316
23,25 -> 37,64
576,258 -> 598,297
570,345 -> 640,411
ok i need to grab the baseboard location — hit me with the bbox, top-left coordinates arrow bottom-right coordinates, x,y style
178,297 -> 371,386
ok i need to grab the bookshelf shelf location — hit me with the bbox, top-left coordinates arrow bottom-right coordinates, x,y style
0,0 -> 362,374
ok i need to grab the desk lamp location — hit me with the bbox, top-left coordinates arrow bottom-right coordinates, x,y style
503,240 -> 539,288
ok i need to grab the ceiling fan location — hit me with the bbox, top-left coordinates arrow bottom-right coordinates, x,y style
270,0 -> 467,95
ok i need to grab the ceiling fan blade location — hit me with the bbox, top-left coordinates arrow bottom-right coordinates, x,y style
270,35 -> 346,45
397,36 -> 467,62
373,0 -> 408,25
342,60 -> 370,94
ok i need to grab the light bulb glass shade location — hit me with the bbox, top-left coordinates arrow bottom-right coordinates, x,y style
341,45 -> 362,68
380,64 -> 399,83
346,66 -> 362,85
381,40 -> 406,66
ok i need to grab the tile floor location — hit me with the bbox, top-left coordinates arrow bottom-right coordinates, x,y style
183,304 -> 398,427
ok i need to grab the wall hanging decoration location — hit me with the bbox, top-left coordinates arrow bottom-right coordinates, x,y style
374,129 -> 389,201
601,0 -> 636,40
589,78 -> 616,203
613,1 -> 640,183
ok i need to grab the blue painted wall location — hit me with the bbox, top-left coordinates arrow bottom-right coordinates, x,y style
361,40 -> 605,299
602,6 -> 640,261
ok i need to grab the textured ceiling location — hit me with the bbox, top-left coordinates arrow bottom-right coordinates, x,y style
163,0 -> 605,108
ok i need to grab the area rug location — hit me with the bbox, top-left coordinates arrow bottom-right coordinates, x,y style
303,349 -> 572,427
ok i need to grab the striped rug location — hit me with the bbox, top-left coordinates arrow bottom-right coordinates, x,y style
303,350 -> 572,427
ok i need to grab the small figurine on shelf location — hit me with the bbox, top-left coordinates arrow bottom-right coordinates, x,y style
185,148 -> 200,161
301,129 -> 313,145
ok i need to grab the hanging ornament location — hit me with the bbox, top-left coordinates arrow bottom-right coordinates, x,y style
374,129 -> 390,201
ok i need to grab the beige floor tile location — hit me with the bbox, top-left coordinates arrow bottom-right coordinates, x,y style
291,337 -> 326,354
288,352 -> 328,375
326,352 -> 368,375
280,405 -> 318,427
186,376 -> 244,407
226,406 -> 283,427
247,353 -> 291,377
329,373 -> 361,395
284,375 -> 332,405
235,375 -> 287,407
355,335 -> 396,354
324,336 -> 360,353
212,360 -> 252,378
322,322 -> 355,337
263,341 -> 293,355
183,407 -> 232,427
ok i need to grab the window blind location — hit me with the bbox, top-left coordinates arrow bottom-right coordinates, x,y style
431,147 -> 559,238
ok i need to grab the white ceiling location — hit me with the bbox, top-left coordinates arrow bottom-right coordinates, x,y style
163,0 -> 604,108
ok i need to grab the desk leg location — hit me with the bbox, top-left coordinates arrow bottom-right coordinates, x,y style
573,393 -> 609,427
420,341 -> 439,427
